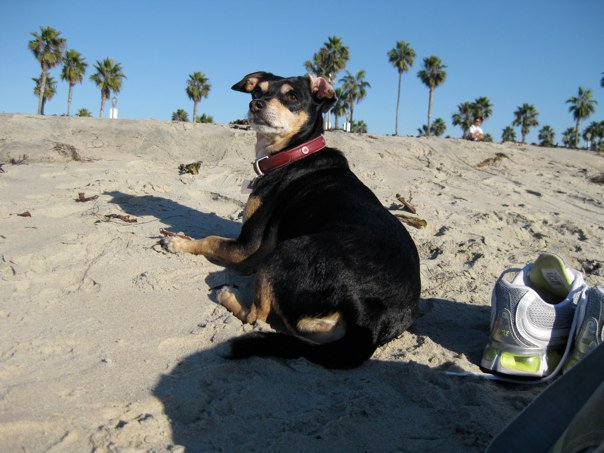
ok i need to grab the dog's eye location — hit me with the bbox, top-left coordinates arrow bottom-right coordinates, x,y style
285,92 -> 298,102
252,88 -> 262,99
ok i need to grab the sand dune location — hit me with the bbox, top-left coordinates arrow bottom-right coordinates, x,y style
0,113 -> 602,451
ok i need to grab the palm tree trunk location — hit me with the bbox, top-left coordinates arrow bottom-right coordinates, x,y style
37,67 -> 48,115
522,125 -> 527,144
41,97 -> 46,115
100,93 -> 106,118
67,84 -> 74,116
193,101 -> 198,123
335,113 -> 340,130
575,118 -> 581,148
350,100 -> 355,126
395,71 -> 402,136
427,87 -> 434,137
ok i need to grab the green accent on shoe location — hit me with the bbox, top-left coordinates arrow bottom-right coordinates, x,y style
529,253 -> 573,299
500,352 -> 542,373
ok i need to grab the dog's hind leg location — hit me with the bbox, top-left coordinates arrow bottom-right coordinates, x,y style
217,272 -> 275,324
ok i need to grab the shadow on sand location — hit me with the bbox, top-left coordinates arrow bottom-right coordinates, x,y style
105,190 -> 242,239
151,297 -> 498,452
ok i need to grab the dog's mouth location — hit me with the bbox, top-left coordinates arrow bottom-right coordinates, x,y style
248,111 -> 284,133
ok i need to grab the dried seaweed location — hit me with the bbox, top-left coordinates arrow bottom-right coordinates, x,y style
179,161 -> 202,175
104,214 -> 137,223
590,173 -> 604,185
477,152 -> 508,168
394,213 -> 427,229
75,192 -> 99,202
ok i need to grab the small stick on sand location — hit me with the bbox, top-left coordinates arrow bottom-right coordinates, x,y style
395,193 -> 417,214
159,228 -> 192,240
16,211 -> 32,217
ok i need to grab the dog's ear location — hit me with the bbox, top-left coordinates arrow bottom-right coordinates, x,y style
307,74 -> 336,112
231,71 -> 272,93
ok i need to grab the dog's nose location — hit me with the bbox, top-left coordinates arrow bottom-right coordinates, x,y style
250,99 -> 266,112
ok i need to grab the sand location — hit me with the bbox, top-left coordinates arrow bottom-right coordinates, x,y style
0,113 -> 602,452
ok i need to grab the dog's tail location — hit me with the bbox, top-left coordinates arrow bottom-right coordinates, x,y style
227,326 -> 376,369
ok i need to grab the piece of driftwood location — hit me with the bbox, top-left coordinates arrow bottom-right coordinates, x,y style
16,211 -> 32,217
394,213 -> 427,229
395,193 -> 417,214
159,228 -> 192,241
105,214 -> 137,223
477,152 -> 508,168
75,192 -> 99,202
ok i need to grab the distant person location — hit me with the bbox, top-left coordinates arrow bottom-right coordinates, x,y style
466,117 -> 485,141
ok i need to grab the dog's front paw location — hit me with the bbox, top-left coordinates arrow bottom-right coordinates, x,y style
161,235 -> 190,253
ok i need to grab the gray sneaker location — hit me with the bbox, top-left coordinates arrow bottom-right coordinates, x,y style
564,286 -> 604,371
481,253 -> 587,378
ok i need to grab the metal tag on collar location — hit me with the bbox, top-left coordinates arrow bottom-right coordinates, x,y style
253,156 -> 269,176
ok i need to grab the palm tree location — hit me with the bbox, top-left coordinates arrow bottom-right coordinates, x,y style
512,103 -> 539,143
501,126 -> 517,143
566,87 -> 597,148
76,108 -> 92,117
340,70 -> 371,126
417,56 -> 447,136
332,87 -> 348,130
452,102 -> 474,137
32,75 -> 57,115
473,97 -> 493,121
418,118 -> 446,137
196,113 -> 214,124
172,109 -> 189,122
351,120 -> 368,134
432,118 -> 447,136
387,41 -> 416,136
61,49 -> 87,116
305,36 -> 349,129
538,125 -> 556,147
186,72 -> 211,124
90,58 -> 126,118
583,121 -> 604,150
305,36 -> 349,85
562,127 -> 578,148
28,26 -> 66,115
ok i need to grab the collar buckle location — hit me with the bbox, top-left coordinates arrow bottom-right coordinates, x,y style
253,156 -> 269,176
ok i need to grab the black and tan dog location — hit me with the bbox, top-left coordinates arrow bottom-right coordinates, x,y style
162,71 -> 421,368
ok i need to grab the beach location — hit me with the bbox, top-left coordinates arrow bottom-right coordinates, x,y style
1,113 -> 602,452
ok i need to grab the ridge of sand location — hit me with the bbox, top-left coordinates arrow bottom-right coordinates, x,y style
1,114 -> 602,451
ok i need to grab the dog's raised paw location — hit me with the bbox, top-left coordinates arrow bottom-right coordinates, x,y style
161,236 -> 189,253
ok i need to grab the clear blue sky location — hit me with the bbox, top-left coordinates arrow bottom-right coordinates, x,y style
1,0 -> 603,144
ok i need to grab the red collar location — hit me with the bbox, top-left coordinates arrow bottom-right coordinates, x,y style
253,135 -> 326,176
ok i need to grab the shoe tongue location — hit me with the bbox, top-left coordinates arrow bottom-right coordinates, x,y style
529,253 -> 573,299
